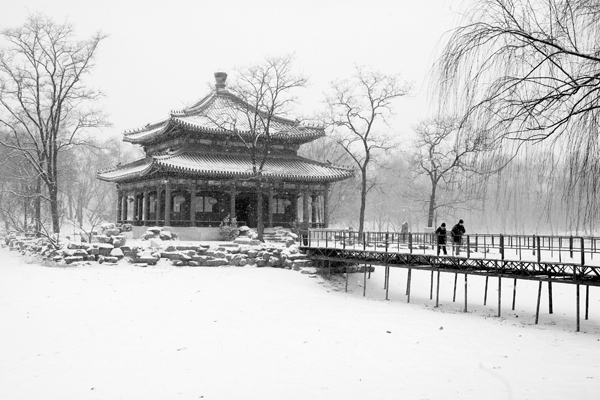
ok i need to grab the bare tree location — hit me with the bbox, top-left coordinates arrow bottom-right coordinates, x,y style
410,117 -> 486,228
209,54 -> 308,240
299,135 -> 356,227
436,0 -> 600,223
325,66 -> 411,234
0,14 -> 107,234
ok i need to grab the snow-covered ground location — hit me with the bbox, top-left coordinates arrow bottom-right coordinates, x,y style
1,246 -> 599,400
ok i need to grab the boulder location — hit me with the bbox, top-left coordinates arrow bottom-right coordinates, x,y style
159,230 -> 173,240
111,235 -> 127,248
64,256 -> 84,264
109,248 -> 124,258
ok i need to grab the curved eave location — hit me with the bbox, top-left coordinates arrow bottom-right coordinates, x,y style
97,158 -> 155,182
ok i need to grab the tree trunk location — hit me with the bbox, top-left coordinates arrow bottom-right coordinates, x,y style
34,178 -> 41,233
427,183 -> 437,228
23,195 -> 28,231
49,182 -> 60,234
257,186 -> 264,241
358,168 -> 367,234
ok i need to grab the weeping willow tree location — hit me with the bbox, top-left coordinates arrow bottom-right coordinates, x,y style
436,0 -> 600,231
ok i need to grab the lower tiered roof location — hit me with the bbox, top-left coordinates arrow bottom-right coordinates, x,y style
98,150 -> 353,183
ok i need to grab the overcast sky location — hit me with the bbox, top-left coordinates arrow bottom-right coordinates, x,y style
1,0 -> 463,140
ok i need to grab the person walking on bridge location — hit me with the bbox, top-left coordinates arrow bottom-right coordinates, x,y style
451,219 -> 466,255
435,223 -> 447,255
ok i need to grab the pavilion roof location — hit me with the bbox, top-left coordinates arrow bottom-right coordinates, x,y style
122,88 -> 324,146
97,150 -> 353,183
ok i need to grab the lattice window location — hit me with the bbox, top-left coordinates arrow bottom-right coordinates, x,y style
195,196 -> 218,213
274,198 -> 291,214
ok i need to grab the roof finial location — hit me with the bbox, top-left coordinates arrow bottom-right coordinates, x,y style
214,71 -> 227,90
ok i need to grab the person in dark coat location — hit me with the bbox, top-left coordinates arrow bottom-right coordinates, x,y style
451,219 -> 466,255
435,223 -> 447,255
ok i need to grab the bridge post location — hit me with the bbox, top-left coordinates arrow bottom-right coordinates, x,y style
536,236 -> 541,263
452,273 -> 458,302
497,277 -> 502,317
512,278 -> 517,310
467,235 -> 471,258
409,233 -> 413,254
535,281 -> 542,324
576,284 -> 581,332
464,274 -> 468,313
548,281 -> 553,314
484,276 -> 489,305
406,268 -> 412,303
586,285 -> 589,320
569,236 -> 574,258
500,235 -> 505,261
580,237 -> 585,267
435,269 -> 440,308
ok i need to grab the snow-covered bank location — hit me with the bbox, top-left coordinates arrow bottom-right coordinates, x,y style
1,247 -> 599,399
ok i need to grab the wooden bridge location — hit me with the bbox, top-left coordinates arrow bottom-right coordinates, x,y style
300,229 -> 600,332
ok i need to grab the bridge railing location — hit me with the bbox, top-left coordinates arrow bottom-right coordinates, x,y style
306,229 -> 600,265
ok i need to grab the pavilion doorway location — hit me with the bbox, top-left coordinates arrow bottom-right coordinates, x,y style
235,192 -> 269,228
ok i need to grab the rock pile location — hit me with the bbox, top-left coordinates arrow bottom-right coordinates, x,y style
2,229 -> 316,272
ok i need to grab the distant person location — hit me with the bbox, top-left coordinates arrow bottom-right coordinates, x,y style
451,219 -> 466,255
435,223 -> 447,255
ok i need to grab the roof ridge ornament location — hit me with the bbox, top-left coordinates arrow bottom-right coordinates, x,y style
215,71 -> 227,90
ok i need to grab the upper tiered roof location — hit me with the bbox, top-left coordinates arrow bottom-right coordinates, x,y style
123,72 -> 325,146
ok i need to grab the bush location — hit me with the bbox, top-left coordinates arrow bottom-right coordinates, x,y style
219,215 -> 239,240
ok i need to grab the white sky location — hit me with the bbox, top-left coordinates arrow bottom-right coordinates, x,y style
1,0 -> 463,139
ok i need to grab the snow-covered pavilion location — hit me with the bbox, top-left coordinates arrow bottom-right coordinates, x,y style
98,72 -> 353,239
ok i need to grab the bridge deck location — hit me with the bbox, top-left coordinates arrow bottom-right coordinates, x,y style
301,230 -> 600,286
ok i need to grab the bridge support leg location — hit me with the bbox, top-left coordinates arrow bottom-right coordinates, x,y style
363,265 -> 367,297
452,273 -> 458,302
586,285 -> 589,320
464,274 -> 468,313
484,276 -> 489,306
576,284 -> 580,332
497,277 -> 502,318
385,266 -> 390,301
345,265 -> 349,293
430,270 -> 434,300
512,278 -> 517,311
535,281 -> 542,324
407,268 -> 412,303
435,270 -> 440,308
548,281 -> 553,314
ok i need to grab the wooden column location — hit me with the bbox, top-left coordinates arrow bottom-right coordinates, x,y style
142,190 -> 149,224
190,182 -> 197,227
302,188 -> 309,224
230,186 -> 236,220
156,187 -> 162,224
164,180 -> 171,226
268,186 -> 275,228
132,190 -> 138,225
121,193 -> 128,222
311,194 -> 318,224
117,189 -> 123,223
291,191 -> 298,222
323,184 -> 330,228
